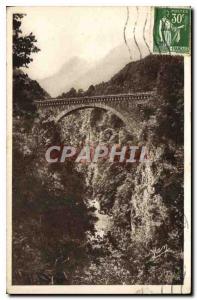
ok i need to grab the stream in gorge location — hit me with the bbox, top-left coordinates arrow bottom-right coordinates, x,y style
88,198 -> 113,238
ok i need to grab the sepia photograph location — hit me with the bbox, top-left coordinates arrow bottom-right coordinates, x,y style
6,5 -> 191,294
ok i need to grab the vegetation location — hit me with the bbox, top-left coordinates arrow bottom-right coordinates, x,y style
12,14 -> 49,117
13,14 -> 40,69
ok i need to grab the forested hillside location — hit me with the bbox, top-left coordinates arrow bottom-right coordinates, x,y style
13,69 -> 50,116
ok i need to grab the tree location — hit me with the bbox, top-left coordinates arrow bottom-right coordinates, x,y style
77,88 -> 84,97
13,14 -> 40,68
86,85 -> 95,96
66,87 -> 77,98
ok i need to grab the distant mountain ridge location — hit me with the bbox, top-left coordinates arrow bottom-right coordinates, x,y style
39,57 -> 90,97
39,40 -> 150,97
58,55 -> 183,99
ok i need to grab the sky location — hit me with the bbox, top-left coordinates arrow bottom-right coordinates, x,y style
15,6 -> 151,80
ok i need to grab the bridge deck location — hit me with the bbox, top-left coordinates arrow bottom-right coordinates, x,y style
35,91 -> 155,108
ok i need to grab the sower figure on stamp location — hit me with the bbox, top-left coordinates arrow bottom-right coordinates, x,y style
159,16 -> 184,46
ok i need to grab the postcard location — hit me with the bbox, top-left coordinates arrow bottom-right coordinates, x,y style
7,6 -> 191,294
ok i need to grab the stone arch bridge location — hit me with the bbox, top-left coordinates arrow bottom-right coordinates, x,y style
35,91 -> 156,136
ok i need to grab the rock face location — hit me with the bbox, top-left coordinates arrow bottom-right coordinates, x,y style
12,54 -> 184,285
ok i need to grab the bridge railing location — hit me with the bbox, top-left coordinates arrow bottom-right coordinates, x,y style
34,91 -> 156,108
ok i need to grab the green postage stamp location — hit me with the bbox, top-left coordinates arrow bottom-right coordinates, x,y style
153,7 -> 191,55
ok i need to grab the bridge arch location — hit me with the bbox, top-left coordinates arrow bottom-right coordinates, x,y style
54,103 -> 129,128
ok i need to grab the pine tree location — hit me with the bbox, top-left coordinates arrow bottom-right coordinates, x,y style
13,14 -> 40,68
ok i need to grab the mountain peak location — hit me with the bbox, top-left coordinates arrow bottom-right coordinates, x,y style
38,40 -> 150,97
